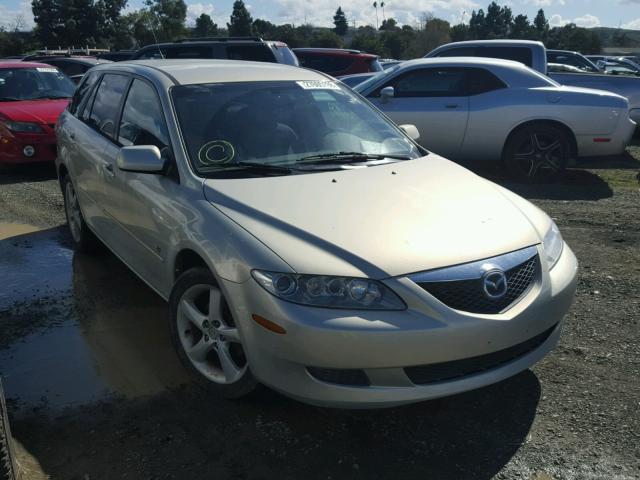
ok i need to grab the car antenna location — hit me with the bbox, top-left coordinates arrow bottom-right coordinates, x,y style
147,15 -> 165,59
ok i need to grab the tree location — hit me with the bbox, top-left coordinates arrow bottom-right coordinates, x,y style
533,9 -> 549,42
350,25 -> 385,55
483,1 -> 513,38
406,17 -> 450,57
450,23 -> 469,42
311,30 -> 344,48
510,14 -> 531,39
333,7 -> 348,36
379,18 -> 398,31
146,0 -> 187,41
193,13 -> 218,37
252,18 -> 276,38
228,0 -> 253,36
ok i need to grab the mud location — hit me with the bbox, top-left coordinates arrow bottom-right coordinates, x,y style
0,149 -> 639,479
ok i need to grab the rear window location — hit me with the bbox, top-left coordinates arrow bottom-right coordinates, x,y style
225,45 -> 276,63
297,54 -> 354,74
165,46 -> 212,59
436,46 -> 533,67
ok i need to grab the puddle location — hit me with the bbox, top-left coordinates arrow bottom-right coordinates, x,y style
0,222 -> 42,241
0,227 -> 191,412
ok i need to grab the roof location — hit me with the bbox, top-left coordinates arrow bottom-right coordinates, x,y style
293,48 -> 377,58
100,59 -> 329,85
436,39 -> 544,48
0,61 -> 56,69
400,56 -> 529,69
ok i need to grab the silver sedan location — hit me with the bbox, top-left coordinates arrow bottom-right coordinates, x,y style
56,60 -> 578,408
355,57 -> 636,181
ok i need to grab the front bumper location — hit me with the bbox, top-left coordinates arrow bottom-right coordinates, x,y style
0,130 -> 57,165
223,244 -> 578,408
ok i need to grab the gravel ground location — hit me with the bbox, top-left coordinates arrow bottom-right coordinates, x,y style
0,148 -> 638,480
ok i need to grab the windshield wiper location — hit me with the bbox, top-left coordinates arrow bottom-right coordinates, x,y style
297,152 -> 412,164
30,94 -> 71,100
232,161 -> 294,175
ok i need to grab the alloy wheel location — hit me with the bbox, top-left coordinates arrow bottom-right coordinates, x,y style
176,284 -> 248,384
65,181 -> 82,243
513,132 -> 565,178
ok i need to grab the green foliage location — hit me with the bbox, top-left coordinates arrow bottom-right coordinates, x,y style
379,18 -> 398,31
312,30 -> 344,48
351,26 -> 386,56
193,13 -> 218,37
533,9 -> 549,41
510,14 -> 531,39
547,23 -> 601,54
333,7 -> 348,36
228,0 -> 253,36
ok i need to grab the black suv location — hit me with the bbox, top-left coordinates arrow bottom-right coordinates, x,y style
131,37 -> 299,66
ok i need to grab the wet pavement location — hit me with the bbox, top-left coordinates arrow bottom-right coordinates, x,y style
0,159 -> 639,479
0,226 -> 190,412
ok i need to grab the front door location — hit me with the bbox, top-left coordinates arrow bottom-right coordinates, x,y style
368,67 -> 470,159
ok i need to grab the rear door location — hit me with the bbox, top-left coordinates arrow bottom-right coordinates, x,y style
367,67 -> 470,158
78,73 -> 131,240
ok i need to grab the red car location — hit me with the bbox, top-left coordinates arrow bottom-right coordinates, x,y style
0,62 -> 75,167
293,48 -> 383,77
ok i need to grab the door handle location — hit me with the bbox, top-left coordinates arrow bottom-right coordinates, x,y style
445,104 -> 459,109
102,161 -> 114,176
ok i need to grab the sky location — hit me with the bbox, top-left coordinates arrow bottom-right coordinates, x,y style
1,0 -> 639,32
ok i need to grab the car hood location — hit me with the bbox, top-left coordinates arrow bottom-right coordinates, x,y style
0,99 -> 69,124
203,156 -> 542,279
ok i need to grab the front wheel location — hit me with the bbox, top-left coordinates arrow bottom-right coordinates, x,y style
503,125 -> 571,183
169,268 -> 257,398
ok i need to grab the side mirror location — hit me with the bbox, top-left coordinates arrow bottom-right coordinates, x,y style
116,145 -> 166,174
399,124 -> 420,141
380,86 -> 395,103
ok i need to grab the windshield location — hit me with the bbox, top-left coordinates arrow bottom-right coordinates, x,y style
354,65 -> 400,93
0,67 -> 75,101
171,80 -> 422,177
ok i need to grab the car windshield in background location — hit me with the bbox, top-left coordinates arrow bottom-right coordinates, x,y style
171,80 -> 421,177
0,67 -> 75,101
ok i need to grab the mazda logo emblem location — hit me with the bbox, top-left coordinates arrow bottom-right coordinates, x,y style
482,269 -> 508,299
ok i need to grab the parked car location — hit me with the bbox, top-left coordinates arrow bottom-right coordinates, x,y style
425,40 -> 640,127
547,63 -> 585,73
355,57 -> 636,181
56,59 -> 578,407
293,48 -> 383,77
131,37 -> 298,66
546,50 -> 600,73
0,62 -> 74,169
96,50 -> 136,62
338,63 -> 402,88
588,56 -> 640,74
22,56 -> 112,83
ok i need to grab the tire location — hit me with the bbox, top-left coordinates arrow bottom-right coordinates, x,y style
503,124 -> 571,183
169,267 -> 258,399
61,174 -> 101,253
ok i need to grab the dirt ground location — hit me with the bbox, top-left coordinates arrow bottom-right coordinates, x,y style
0,146 -> 638,480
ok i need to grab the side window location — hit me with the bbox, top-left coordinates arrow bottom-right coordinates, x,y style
462,68 -> 507,95
136,47 -> 167,60
118,79 -> 169,150
384,68 -> 467,97
435,47 -> 477,58
69,70 -> 99,116
87,73 -> 130,139
165,46 -> 212,59
481,47 -> 533,67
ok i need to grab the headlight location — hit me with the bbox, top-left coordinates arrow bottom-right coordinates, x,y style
251,270 -> 406,310
542,220 -> 564,270
4,121 -> 44,133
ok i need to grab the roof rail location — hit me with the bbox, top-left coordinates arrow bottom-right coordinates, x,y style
175,36 -> 264,43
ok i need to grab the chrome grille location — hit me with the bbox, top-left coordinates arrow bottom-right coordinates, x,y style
412,247 -> 539,314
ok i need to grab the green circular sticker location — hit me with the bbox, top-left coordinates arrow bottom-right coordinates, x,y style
198,140 -> 235,165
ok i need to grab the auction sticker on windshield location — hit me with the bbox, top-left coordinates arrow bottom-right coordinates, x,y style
296,80 -> 341,90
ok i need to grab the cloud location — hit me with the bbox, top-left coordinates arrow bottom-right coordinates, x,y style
271,0 -> 479,28
548,13 -> 601,29
0,0 -> 34,30
623,18 -> 640,29
525,0 -> 565,6
573,14 -> 600,28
